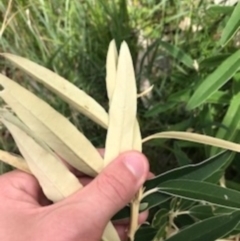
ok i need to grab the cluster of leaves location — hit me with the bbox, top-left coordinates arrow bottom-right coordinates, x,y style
1,41 -> 240,241
1,0 -> 240,240
1,0 -> 239,169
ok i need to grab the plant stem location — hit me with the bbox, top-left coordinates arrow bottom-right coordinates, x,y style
128,187 -> 143,241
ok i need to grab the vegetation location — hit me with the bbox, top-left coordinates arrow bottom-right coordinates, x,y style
1,0 -> 240,240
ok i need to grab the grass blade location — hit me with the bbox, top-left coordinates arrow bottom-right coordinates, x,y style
0,53 -> 109,128
210,93 -> 240,155
158,40 -> 196,69
187,49 -> 240,109
220,1 -> 240,46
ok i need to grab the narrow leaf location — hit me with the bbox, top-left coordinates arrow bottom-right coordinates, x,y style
220,1 -> 240,46
0,110 -> 119,241
141,192 -> 170,210
144,151 -> 232,191
137,85 -> 154,98
187,49 -> 240,109
210,93 -> 240,155
102,223 -> 121,241
141,152 -> 232,211
189,205 -> 214,220
105,40 -> 141,152
142,131 -> 240,153
0,110 -> 82,202
106,40 -> 118,101
135,226 -> 158,241
133,120 -> 142,150
0,74 -> 103,176
0,149 -> 30,173
159,179 -> 240,209
104,41 -> 141,241
104,41 -> 138,165
165,211 -> 240,241
200,54 -> 231,69
173,142 -> 191,166
158,40 -> 196,69
0,53 -> 108,128
207,5 -> 234,15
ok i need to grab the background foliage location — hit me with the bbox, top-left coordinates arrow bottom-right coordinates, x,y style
1,0 -> 240,240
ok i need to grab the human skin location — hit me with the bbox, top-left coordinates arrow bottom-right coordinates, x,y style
0,151 -> 149,241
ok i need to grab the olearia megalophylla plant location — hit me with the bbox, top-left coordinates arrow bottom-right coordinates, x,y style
1,41 -> 240,240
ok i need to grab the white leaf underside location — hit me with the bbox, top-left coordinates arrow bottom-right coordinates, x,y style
0,53 -> 109,129
0,74 -> 103,176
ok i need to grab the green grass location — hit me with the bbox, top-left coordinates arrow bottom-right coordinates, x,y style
0,0 -> 240,176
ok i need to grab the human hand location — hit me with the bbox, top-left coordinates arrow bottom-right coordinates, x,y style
0,151 -> 149,241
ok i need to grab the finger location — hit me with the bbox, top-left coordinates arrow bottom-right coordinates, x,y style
113,210 -> 148,225
147,172 -> 155,179
115,224 -> 128,241
78,177 -> 92,186
68,151 -> 149,229
98,148 -> 105,157
0,170 -> 49,205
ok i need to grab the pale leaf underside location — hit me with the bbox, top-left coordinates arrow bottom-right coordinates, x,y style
106,40 -> 118,101
0,110 -> 119,241
0,149 -> 30,173
0,110 -> 82,202
0,53 -> 109,128
143,131 -> 240,153
105,41 -> 141,241
0,74 -> 103,176
104,41 -> 138,165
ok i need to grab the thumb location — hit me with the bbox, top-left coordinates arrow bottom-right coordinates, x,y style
81,151 -> 149,224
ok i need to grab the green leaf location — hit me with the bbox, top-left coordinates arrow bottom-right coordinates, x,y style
206,90 -> 230,105
200,54 -> 231,69
152,209 -> 169,239
158,40 -> 195,69
173,142 -> 191,166
159,179 -> 240,209
189,205 -> 214,220
140,152 -> 231,212
171,198 -> 195,211
152,208 -> 169,228
141,192 -> 170,210
207,5 -> 234,15
144,102 -> 176,117
165,211 -> 240,241
220,1 -> 240,46
114,192 -> 171,221
135,226 -> 158,241
144,151 -> 231,191
168,89 -> 191,103
112,206 -> 130,221
210,93 -> 240,156
187,49 -> 240,109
